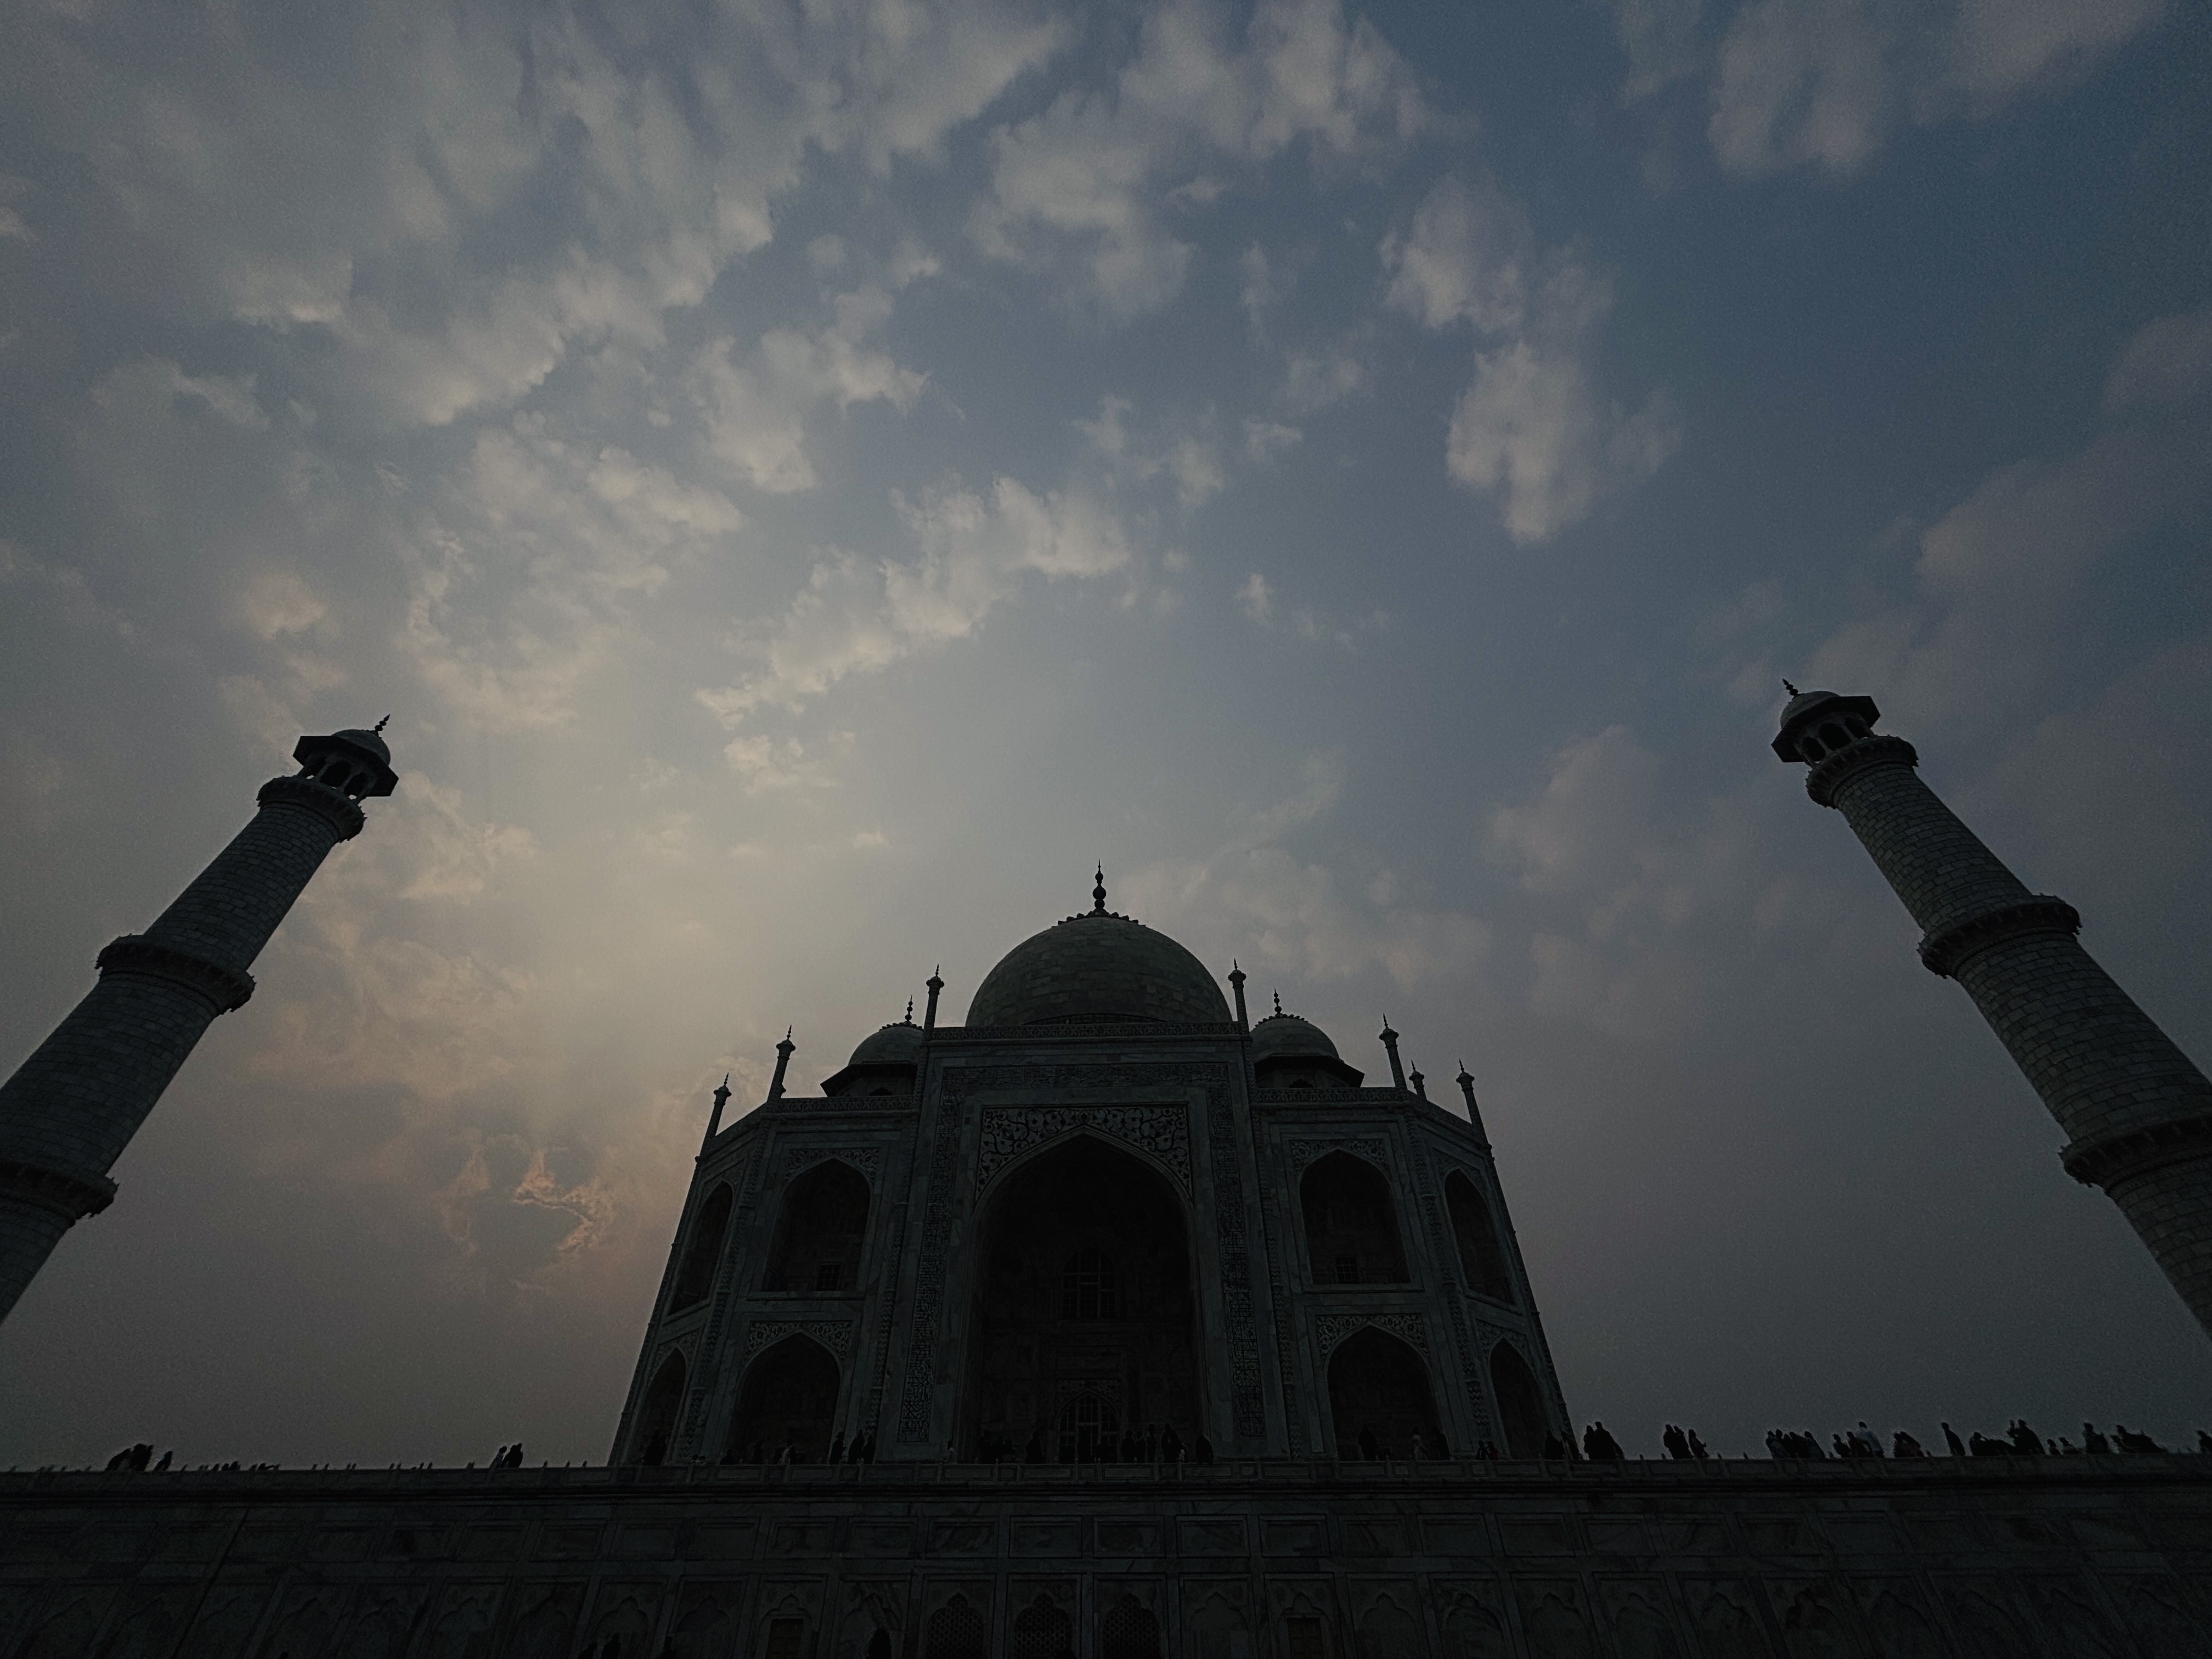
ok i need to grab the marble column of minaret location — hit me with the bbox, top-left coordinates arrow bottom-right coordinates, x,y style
1774,687 -> 2212,1339
0,724 -> 398,1323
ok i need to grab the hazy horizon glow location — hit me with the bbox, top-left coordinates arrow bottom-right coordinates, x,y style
2,0 -> 2209,1468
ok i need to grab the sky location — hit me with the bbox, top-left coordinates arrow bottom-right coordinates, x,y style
1,0 -> 2209,1469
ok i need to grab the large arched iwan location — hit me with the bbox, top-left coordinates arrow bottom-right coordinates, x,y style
1488,1340 -> 1548,1459
670,1182 -> 733,1310
630,1350 -> 685,1466
962,1135 -> 1202,1460
1444,1170 -> 1515,1303
1300,1152 -> 1408,1286
765,1160 -> 870,1293
727,1335 -> 841,1462
1326,1327 -> 1440,1458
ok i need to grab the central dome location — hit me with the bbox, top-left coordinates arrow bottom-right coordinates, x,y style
966,898 -> 1231,1029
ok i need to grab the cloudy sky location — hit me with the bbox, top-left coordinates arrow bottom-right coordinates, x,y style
2,0 -> 2209,1467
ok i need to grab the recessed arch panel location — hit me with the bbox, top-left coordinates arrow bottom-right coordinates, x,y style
766,1160 -> 870,1293
961,1132 -> 1201,1461
1300,1152 -> 1409,1285
727,1334 -> 841,1462
1445,1170 -> 1515,1303
1488,1339 -> 1548,1459
1327,1325 -> 1441,1458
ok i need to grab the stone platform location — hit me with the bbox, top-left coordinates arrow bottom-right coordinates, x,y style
3,1454 -> 2210,1656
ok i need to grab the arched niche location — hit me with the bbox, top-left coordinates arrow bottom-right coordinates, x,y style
630,1350 -> 685,1466
1012,1596 -> 1071,1659
1444,1170 -> 1515,1303
670,1182 -> 733,1310
1099,1594 -> 1164,1659
1326,1326 -> 1441,1459
727,1334 -> 841,1462
1300,1152 -> 1409,1285
765,1160 -> 870,1293
927,1595 -> 988,1659
961,1135 -> 1201,1462
1488,1340 -> 1548,1459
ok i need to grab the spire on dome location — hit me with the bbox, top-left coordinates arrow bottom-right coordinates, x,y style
1273,991 -> 1283,1017
1781,679 -> 1798,698
1092,864 -> 1108,915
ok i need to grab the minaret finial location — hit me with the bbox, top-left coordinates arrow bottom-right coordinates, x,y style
1781,679 -> 1798,697
1092,864 -> 1108,915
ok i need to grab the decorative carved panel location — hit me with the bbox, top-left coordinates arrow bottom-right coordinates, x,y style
978,1104 -> 1192,1193
1316,1312 -> 1431,1356
1288,1137 -> 1388,1170
744,1319 -> 856,1361
780,1145 -> 882,1183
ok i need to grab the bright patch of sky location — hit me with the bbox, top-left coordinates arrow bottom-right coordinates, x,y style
2,0 -> 2209,1464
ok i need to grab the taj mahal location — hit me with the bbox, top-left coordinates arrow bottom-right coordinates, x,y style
0,691 -> 2210,1658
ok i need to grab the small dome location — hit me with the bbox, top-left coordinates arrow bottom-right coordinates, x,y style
1778,689 -> 1839,726
967,912 -> 1231,1028
332,726 -> 392,764
1249,1012 -> 1340,1064
847,1022 -> 923,1068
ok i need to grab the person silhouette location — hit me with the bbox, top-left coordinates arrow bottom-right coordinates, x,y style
1942,1423 -> 1966,1458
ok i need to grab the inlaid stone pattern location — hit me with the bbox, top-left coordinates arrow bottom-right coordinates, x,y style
746,1319 -> 855,1360
1317,1312 -> 1430,1357
978,1104 -> 1191,1193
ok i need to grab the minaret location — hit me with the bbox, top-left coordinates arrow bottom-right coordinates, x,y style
1378,1018 -> 1408,1092
1775,686 -> 2212,1338
0,723 -> 397,1322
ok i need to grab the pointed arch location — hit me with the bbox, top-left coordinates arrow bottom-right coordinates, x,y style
1487,1340 -> 1547,1459
927,1595 -> 988,1659
1327,1325 -> 1440,1458
961,1132 -> 1201,1462
727,1333 -> 841,1462
766,1160 -> 870,1293
1444,1170 -> 1515,1302
630,1350 -> 686,1466
670,1182 -> 733,1310
1300,1151 -> 1408,1285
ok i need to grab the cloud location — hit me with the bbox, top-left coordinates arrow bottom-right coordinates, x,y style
1238,571 -> 1274,622
1243,417 -> 1304,461
1489,725 -> 1780,1039
697,476 -> 1133,734
1383,175 -> 1680,541
2104,303 -> 2212,413
1598,0 -> 1709,100
1078,396 -> 1227,506
1803,303 -> 2212,730
403,421 -> 745,732
6,0 -> 1060,427
1123,753 -> 1488,987
1707,0 -> 2165,179
690,289 -> 928,494
972,0 -> 1429,319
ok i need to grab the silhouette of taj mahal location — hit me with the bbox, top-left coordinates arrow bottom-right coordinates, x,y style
2,695 -> 2210,1658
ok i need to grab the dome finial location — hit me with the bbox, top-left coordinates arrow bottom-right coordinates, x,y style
1273,990 -> 1283,1017
905,997 -> 915,1024
1092,864 -> 1108,915
1781,679 -> 1798,697
373,714 -> 391,733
